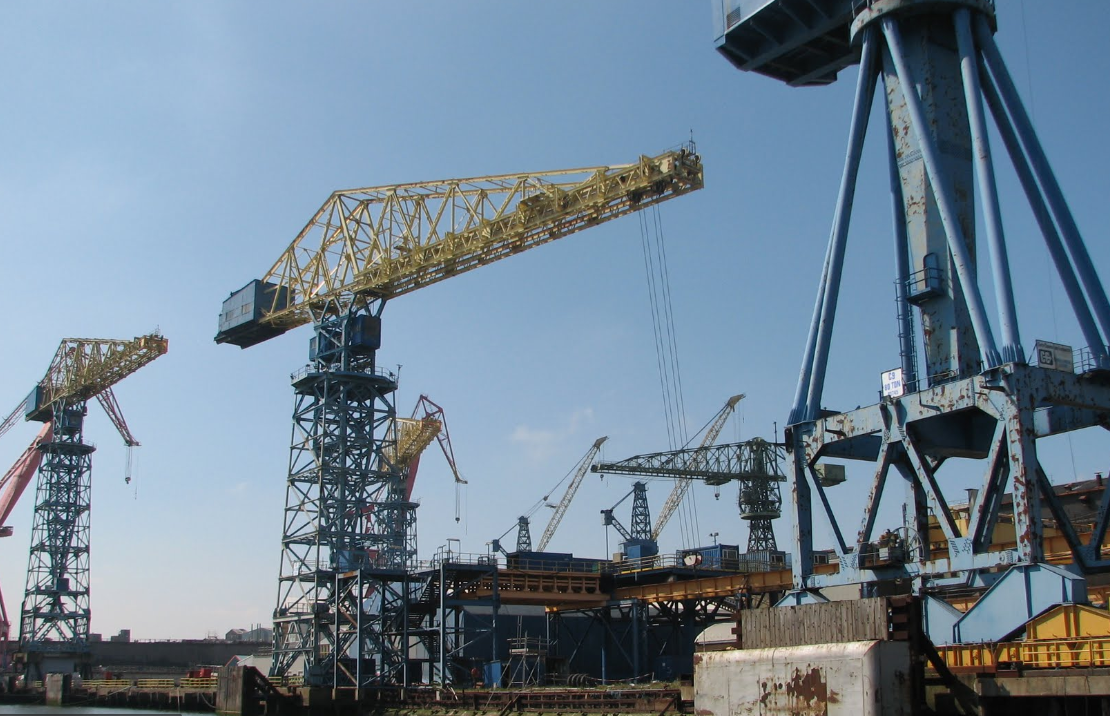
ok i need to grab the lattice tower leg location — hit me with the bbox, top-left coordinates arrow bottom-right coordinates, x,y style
19,402 -> 93,678
270,311 -> 414,688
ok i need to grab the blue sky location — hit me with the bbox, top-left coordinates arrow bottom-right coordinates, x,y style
0,2 -> 1108,640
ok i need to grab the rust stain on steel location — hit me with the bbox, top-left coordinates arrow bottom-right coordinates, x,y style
788,666 -> 829,713
757,666 -> 829,715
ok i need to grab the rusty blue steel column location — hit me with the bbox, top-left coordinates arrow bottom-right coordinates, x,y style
799,27 -> 879,422
976,16 -> 1110,363
882,73 -> 917,392
978,72 -> 1106,359
789,240 -> 832,424
883,17 -> 1000,369
955,9 -> 1023,365
1005,400 -> 1045,563
789,442 -> 813,589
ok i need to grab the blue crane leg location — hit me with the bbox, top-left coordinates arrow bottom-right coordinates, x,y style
956,9 -> 1023,364
802,28 -> 880,422
978,70 -> 1106,362
976,15 -> 1110,362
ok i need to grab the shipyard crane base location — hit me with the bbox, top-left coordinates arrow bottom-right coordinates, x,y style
714,0 -> 1110,646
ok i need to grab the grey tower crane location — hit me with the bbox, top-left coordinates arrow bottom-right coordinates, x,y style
594,439 -> 785,553
601,482 -> 656,560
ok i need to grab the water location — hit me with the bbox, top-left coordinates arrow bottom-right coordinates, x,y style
0,706 -> 207,714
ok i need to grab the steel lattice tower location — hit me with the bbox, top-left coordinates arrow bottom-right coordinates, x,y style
736,439 -> 782,553
515,517 -> 532,552
19,402 -> 92,676
271,307 -> 414,688
630,482 -> 652,541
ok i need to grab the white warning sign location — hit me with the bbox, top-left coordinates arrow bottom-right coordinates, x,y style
1034,340 -> 1073,373
881,368 -> 905,398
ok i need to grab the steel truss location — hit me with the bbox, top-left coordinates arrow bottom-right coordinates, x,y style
549,595 -> 742,683
271,304 -> 415,687
774,0 -> 1110,620
408,556 -> 500,685
595,439 -> 785,553
19,402 -> 92,674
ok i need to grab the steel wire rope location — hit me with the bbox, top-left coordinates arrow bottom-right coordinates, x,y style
640,206 -> 700,549
653,205 -> 690,443
640,211 -> 680,450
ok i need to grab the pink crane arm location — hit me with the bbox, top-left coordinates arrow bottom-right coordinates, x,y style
0,423 -> 52,531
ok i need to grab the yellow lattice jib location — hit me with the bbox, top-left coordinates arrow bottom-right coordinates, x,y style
390,417 -> 443,469
30,334 -> 169,418
216,146 -> 703,347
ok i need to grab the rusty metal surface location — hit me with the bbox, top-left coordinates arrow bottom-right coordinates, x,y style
694,641 -> 912,715
789,363 -> 1110,591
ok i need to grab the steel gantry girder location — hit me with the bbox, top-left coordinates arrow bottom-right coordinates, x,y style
217,147 -> 703,689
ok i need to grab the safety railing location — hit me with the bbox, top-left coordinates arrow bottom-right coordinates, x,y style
268,674 -> 304,687
937,636 -> 1110,671
290,364 -> 397,385
1075,345 -> 1110,374
180,677 -> 218,688
610,552 -> 789,576
82,679 -> 130,688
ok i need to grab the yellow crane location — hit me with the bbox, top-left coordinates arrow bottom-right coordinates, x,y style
216,147 -> 704,347
0,333 -> 167,677
217,145 -> 703,688
650,394 -> 744,542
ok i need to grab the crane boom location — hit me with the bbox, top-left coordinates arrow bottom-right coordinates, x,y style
537,436 -> 608,552
0,424 -> 52,534
594,439 -> 785,485
643,395 -> 744,541
23,334 -> 169,422
216,146 -> 704,347
0,399 -> 28,444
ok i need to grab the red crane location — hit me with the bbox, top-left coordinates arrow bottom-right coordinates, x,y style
394,395 -> 466,521
0,424 -> 52,667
